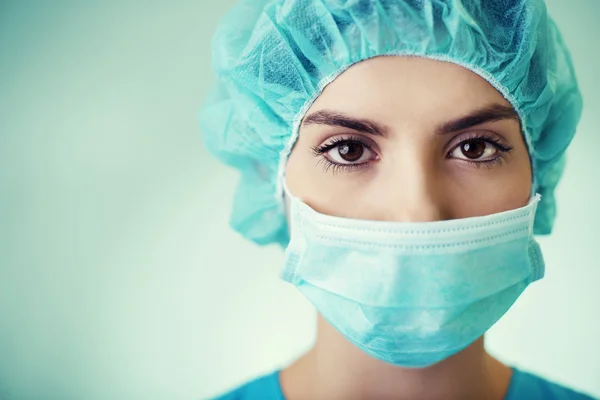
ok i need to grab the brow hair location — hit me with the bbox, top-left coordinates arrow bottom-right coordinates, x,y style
301,104 -> 519,136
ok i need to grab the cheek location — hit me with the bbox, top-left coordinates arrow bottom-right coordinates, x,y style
285,141 -> 318,199
284,140 -> 373,217
450,163 -> 532,218
285,133 -> 533,220
284,147 -> 302,194
452,186 -> 530,219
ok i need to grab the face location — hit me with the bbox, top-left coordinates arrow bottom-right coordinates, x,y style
285,56 -> 532,222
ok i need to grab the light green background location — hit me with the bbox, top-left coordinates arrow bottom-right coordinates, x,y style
0,1 -> 598,399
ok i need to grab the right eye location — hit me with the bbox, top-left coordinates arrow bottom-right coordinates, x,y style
325,140 -> 376,164
312,136 -> 378,167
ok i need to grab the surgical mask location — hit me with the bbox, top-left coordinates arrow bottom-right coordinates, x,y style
281,184 -> 545,368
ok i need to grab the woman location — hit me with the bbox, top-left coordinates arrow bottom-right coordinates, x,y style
200,0 -> 593,399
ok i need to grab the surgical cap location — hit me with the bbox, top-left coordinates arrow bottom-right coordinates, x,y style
199,0 -> 583,247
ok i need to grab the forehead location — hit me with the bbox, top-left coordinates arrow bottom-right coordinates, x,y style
306,56 -> 512,127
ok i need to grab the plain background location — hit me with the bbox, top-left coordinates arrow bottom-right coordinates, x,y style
0,1 -> 598,399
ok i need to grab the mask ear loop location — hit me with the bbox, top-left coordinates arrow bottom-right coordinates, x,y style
522,118 -> 538,201
283,184 -> 292,231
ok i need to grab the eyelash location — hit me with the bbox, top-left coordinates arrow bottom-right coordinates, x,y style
311,136 -> 374,174
449,133 -> 515,169
311,133 -> 514,173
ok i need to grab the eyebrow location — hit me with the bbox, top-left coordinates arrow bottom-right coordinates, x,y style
435,103 -> 519,135
301,103 -> 519,136
302,110 -> 387,135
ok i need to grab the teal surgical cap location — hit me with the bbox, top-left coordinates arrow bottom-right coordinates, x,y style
199,0 -> 583,247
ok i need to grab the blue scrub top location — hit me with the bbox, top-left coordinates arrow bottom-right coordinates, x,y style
211,368 -> 596,400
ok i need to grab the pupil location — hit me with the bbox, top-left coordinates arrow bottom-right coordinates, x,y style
338,143 -> 364,162
462,140 -> 486,159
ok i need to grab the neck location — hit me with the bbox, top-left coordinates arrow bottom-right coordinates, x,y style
280,314 -> 513,400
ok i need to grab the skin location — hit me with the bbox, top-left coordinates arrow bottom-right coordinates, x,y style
281,56 -> 532,400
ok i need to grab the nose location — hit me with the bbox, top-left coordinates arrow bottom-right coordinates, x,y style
377,156 -> 449,223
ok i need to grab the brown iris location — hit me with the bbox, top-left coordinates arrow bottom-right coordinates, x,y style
461,140 -> 487,159
338,143 -> 364,162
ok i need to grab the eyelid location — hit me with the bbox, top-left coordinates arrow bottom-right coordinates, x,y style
314,134 -> 380,155
446,131 -> 511,153
311,134 -> 380,173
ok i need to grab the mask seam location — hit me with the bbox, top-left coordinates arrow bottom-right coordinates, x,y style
283,202 -> 307,284
342,329 -> 472,357
300,275 -> 529,310
528,239 -> 544,282
312,226 -> 529,249
301,209 -> 535,235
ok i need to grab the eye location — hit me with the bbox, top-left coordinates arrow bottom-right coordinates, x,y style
449,137 -> 509,162
312,136 -> 378,167
326,141 -> 375,164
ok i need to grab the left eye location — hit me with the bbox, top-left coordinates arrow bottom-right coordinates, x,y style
450,139 -> 498,161
326,142 -> 375,164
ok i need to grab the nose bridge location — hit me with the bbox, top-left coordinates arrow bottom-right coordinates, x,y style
383,152 -> 447,223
